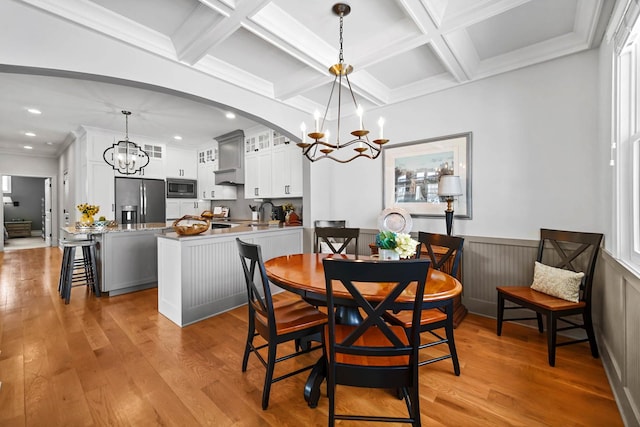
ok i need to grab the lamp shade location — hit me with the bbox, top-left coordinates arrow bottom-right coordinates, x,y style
438,175 -> 463,197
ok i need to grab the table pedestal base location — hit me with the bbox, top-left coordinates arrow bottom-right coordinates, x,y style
304,357 -> 326,407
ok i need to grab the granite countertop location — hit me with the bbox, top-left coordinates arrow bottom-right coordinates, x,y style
63,222 -> 171,235
160,222 -> 301,241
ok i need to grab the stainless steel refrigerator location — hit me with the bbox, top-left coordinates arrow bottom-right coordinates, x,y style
115,177 -> 166,224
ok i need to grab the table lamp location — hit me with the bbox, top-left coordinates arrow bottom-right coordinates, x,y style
438,175 -> 462,235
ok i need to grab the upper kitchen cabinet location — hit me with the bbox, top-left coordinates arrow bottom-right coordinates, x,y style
271,137 -> 303,198
135,141 -> 165,179
245,128 -> 271,153
244,149 -> 272,199
166,146 -> 197,179
244,127 -> 302,199
197,143 -> 237,201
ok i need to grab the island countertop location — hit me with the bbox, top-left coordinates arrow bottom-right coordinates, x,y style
62,222 -> 171,235
159,223 -> 301,241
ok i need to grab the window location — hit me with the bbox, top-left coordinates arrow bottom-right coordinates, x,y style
614,1 -> 640,268
1,175 -> 11,193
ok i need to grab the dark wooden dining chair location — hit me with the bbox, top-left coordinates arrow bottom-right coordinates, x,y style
496,229 -> 603,366
236,238 -> 327,409
314,226 -> 360,255
322,257 -> 430,426
385,232 -> 464,375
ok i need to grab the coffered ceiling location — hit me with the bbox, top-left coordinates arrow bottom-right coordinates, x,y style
0,0 -> 614,157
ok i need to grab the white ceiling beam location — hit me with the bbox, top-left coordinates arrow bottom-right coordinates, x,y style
398,0 -> 471,82
176,0 -> 271,65
19,0 -> 176,59
437,0 -> 532,32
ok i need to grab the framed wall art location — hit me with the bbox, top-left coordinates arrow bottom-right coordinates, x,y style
382,132 -> 472,218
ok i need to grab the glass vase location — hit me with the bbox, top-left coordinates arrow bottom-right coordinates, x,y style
81,213 -> 94,225
378,248 -> 400,261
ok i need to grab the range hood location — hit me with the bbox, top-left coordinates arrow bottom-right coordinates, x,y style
214,129 -> 245,185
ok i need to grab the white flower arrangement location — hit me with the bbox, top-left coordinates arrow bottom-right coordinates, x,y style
375,231 -> 419,259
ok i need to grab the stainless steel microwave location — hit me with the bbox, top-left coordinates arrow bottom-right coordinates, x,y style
166,178 -> 197,198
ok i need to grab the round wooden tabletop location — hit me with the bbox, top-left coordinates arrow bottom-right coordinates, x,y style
264,253 -> 462,304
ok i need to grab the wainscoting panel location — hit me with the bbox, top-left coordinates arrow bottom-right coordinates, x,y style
598,252 -> 640,426
461,236 -> 538,317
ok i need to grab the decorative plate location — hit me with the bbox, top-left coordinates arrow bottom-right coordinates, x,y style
377,207 -> 412,234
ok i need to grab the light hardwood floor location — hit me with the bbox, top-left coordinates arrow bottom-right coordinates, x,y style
0,247 -> 623,426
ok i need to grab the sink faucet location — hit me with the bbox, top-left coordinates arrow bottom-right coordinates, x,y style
258,201 -> 274,223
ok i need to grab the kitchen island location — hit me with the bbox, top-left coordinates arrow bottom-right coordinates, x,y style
62,223 -> 171,296
157,224 -> 302,327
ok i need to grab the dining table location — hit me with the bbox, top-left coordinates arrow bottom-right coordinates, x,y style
263,252 -> 463,407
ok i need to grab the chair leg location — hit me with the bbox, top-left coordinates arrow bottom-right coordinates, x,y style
242,317 -> 255,372
547,313 -> 556,367
583,310 -> 599,358
536,312 -> 544,333
261,341 -> 277,410
327,372 -> 335,427
410,385 -> 421,427
496,292 -> 504,336
444,305 -> 460,376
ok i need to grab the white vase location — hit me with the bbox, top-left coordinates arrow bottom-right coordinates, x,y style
379,248 -> 400,261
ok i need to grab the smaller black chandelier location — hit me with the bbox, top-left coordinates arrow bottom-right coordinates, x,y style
103,110 -> 150,175
297,3 -> 389,163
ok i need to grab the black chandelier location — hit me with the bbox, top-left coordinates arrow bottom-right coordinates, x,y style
103,111 -> 150,175
297,3 -> 389,163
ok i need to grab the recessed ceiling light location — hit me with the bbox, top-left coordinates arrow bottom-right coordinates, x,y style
46,141 -> 53,145
173,135 -> 182,140
225,112 -> 236,119
24,145 -> 33,150
24,132 -> 36,137
27,108 -> 42,115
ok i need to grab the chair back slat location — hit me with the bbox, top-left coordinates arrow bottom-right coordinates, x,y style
416,232 -> 464,277
538,229 -> 603,303
314,227 -> 360,256
322,258 -> 430,362
236,238 -> 274,328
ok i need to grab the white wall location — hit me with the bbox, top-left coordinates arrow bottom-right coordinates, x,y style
308,50 -> 604,241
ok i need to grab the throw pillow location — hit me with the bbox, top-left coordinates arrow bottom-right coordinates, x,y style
530,261 -> 584,303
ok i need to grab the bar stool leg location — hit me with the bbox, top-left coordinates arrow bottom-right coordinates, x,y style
88,243 -> 100,296
58,245 -> 71,297
63,246 -> 76,304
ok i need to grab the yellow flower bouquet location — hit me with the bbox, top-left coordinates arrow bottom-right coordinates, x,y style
77,203 -> 100,224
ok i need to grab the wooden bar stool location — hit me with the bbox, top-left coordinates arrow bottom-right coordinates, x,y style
58,240 -> 100,304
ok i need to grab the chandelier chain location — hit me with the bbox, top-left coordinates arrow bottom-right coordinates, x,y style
339,15 -> 344,65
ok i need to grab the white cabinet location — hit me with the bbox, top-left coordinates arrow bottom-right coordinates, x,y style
166,199 -> 211,219
133,143 -> 165,179
271,141 -> 303,198
166,147 -> 197,179
244,129 -> 271,154
197,145 -> 237,200
244,128 -> 301,199
88,162 -> 116,220
244,150 -> 272,199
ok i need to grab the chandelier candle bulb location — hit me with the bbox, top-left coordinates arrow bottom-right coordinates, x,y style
300,122 -> 306,143
314,110 -> 320,133
378,117 -> 385,140
357,105 -> 364,130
